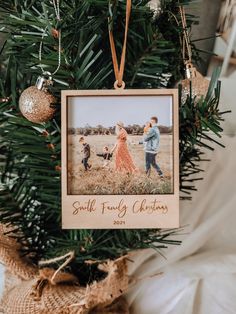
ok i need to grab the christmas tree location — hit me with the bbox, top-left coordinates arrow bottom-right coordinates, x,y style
0,0 -> 226,285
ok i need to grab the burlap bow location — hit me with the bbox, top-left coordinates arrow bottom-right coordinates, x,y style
0,224 -> 129,314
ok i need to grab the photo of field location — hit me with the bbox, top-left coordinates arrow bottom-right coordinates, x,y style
67,94 -> 174,195
68,133 -> 173,195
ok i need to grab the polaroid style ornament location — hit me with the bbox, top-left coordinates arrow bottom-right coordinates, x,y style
19,74 -> 56,123
181,62 -> 209,103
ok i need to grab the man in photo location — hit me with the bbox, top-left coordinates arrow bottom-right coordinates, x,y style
79,136 -> 91,171
144,116 -> 164,178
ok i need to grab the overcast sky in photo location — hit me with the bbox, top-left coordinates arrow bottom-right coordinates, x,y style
68,95 -> 173,128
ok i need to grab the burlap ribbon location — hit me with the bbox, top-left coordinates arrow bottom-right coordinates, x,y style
0,224 -> 130,313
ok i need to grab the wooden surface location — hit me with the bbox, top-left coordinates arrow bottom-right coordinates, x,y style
61,89 -> 179,229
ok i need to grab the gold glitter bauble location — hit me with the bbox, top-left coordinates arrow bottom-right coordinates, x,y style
181,64 -> 209,103
19,86 -> 56,123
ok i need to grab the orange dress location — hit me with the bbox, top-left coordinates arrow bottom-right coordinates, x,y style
115,128 -> 136,173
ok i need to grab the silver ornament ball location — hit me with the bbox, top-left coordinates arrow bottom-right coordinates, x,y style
19,86 -> 56,123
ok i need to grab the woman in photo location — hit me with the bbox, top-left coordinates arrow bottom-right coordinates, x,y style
111,122 -> 137,173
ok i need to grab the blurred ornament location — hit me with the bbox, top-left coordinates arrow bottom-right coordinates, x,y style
181,62 -> 209,103
178,6 -> 209,103
19,73 -> 56,123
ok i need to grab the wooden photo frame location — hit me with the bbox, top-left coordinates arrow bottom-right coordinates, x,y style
61,89 -> 179,229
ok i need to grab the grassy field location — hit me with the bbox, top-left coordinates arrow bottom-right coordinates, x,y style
68,134 -> 173,195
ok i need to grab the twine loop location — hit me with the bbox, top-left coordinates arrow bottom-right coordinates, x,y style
31,251 -> 76,300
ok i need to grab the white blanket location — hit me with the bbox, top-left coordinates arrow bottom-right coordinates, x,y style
127,135 -> 236,314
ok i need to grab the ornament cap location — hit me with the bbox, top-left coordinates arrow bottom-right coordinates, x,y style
36,72 -> 53,91
185,62 -> 197,80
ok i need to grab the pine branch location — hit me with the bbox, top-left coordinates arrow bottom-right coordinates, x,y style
0,0 -> 229,282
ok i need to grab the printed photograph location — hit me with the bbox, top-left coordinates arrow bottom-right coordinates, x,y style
67,95 -> 174,195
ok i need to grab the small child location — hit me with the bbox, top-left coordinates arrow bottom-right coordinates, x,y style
79,136 -> 91,171
97,146 -> 113,169
144,122 -> 152,134
139,122 -> 152,145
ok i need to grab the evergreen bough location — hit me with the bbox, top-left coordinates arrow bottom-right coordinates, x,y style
0,0 -> 228,282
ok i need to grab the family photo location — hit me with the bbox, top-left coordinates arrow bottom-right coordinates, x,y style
67,95 -> 174,195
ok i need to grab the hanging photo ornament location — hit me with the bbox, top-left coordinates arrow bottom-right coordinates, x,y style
181,62 -> 209,103
19,73 -> 56,123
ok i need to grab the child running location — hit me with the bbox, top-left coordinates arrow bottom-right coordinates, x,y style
96,146 -> 113,169
79,136 -> 91,171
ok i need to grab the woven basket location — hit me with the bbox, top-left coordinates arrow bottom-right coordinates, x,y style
0,224 -> 129,314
